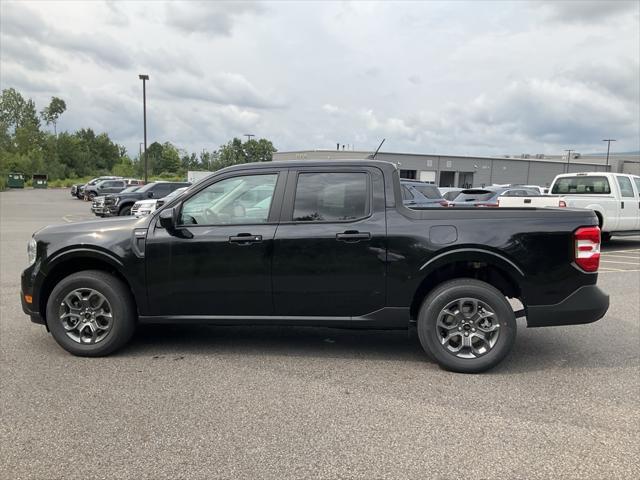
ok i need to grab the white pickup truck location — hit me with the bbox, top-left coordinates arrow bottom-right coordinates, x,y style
498,196 -> 566,208
549,172 -> 640,240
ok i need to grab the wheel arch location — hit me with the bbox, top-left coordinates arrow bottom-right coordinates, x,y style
409,248 -> 524,320
39,250 -> 138,326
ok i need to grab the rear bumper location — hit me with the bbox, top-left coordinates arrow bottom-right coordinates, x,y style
526,285 -> 609,327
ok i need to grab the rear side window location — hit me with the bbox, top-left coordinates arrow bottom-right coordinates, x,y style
634,178 -> 640,195
412,184 -> 442,199
551,176 -> 611,194
616,176 -> 635,198
293,172 -> 369,222
402,185 -> 414,200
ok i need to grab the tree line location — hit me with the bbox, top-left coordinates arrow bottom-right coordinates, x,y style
0,88 -> 277,182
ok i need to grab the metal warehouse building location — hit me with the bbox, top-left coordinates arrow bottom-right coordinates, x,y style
273,150 -> 639,188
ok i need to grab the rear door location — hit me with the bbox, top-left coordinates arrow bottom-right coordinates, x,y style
272,167 -> 387,317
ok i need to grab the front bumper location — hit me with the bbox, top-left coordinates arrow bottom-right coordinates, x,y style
21,266 -> 45,325
526,285 -> 609,328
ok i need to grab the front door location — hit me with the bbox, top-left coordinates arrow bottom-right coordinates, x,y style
633,177 -> 640,230
272,168 -> 387,317
615,175 -> 637,231
145,171 -> 285,317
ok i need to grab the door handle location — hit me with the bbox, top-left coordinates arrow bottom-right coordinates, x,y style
336,230 -> 371,242
621,201 -> 625,209
229,233 -> 262,245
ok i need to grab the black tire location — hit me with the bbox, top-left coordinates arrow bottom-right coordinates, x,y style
46,270 -> 136,356
88,192 -> 96,201
417,278 -> 516,373
119,205 -> 132,216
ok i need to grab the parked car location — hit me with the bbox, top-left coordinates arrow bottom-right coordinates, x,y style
22,160 -> 609,373
450,187 -> 541,207
549,172 -> 640,241
84,178 -> 143,201
439,188 -> 464,202
132,187 -> 188,217
401,180 -> 448,207
84,179 -> 127,201
102,181 -> 190,216
91,186 -> 141,217
72,176 -> 121,199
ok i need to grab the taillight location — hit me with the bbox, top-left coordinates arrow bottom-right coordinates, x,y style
559,200 -> 567,207
574,226 -> 600,272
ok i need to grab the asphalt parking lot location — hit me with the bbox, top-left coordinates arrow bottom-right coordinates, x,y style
1,189 -> 639,480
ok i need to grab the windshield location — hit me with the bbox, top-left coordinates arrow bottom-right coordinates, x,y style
121,186 -> 140,194
135,182 -> 158,193
551,176 -> 611,194
412,184 -> 442,199
162,187 -> 188,201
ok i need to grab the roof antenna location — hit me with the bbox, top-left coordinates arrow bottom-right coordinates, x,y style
369,138 -> 385,159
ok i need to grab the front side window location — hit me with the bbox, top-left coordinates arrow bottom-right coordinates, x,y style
633,177 -> 640,195
551,176 -> 611,194
616,176 -> 634,198
293,172 -> 369,222
180,174 -> 277,225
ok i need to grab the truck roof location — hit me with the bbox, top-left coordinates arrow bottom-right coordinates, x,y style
220,159 -> 399,174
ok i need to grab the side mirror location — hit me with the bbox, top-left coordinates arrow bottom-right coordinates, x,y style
147,191 -> 154,198
159,207 -> 176,231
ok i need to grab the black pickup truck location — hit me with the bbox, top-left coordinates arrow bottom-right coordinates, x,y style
21,160 -> 609,372
101,181 -> 190,216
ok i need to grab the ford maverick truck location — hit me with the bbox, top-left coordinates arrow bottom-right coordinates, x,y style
22,160 -> 609,372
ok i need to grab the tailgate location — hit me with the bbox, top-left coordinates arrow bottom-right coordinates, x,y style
498,196 -> 564,208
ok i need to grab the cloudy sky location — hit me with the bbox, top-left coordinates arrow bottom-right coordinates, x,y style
1,0 -> 638,158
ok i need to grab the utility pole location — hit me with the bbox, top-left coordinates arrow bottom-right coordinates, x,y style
602,139 -> 616,168
244,134 -> 255,142
139,74 -> 149,183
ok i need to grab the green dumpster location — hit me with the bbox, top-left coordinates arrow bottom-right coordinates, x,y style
33,174 -> 48,189
7,172 -> 25,188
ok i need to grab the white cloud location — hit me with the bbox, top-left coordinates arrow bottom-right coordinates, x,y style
0,0 -> 638,157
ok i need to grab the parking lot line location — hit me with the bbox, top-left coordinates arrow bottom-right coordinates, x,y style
602,254 -> 640,259
600,260 -> 640,265
599,269 -> 640,273
605,249 -> 640,254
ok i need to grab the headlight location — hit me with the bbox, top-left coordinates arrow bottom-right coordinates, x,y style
27,237 -> 37,266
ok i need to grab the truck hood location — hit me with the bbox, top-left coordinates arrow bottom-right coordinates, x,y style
35,215 -> 150,238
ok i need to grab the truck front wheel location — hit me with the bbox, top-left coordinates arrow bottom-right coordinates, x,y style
119,205 -> 132,216
417,279 -> 517,373
45,270 -> 136,356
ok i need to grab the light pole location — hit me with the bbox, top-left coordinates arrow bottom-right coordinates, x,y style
244,134 -> 255,142
139,142 -> 143,161
139,74 -> 149,183
602,139 -> 616,168
564,149 -> 574,172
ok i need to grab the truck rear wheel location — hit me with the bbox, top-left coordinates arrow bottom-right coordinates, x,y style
46,270 -> 136,356
417,279 -> 516,373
